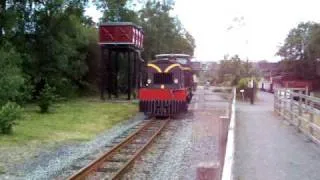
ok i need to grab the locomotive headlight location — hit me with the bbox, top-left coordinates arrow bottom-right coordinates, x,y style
174,78 -> 179,84
147,79 -> 152,84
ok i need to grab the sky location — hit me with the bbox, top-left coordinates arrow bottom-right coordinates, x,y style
85,0 -> 320,62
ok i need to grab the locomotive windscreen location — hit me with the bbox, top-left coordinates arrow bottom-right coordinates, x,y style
154,73 -> 173,84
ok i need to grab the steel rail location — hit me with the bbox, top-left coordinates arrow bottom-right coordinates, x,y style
110,119 -> 168,179
68,119 -> 169,180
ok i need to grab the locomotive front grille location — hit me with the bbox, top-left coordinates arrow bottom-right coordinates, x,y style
139,100 -> 187,116
153,73 -> 173,84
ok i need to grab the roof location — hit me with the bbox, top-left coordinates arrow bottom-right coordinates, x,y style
99,22 -> 143,30
155,54 -> 191,58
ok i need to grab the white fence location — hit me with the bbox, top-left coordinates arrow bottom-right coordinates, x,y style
274,88 -> 320,144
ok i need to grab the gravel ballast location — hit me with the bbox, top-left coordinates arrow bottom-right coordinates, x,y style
123,87 -> 230,180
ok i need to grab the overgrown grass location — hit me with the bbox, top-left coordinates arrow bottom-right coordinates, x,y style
0,165 -> 5,174
0,97 -> 138,146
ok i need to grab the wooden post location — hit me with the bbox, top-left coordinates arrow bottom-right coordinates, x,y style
100,46 -> 106,100
281,90 -> 284,116
274,90 -> 277,113
127,51 -> 132,100
132,51 -> 137,98
305,86 -> 309,106
137,53 -> 141,89
278,90 -> 282,115
290,90 -> 293,122
107,50 -> 112,99
284,88 -> 287,118
298,90 -> 302,132
114,50 -> 119,98
309,95 -> 314,137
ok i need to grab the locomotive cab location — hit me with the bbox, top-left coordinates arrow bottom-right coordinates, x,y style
146,59 -> 185,89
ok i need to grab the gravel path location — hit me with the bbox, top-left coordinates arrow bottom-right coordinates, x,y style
0,113 -> 145,180
234,91 -> 320,180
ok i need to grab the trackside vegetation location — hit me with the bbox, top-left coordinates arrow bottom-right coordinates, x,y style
0,98 -> 137,146
0,0 -> 195,134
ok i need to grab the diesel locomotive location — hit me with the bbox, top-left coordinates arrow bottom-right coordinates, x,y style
139,54 -> 196,117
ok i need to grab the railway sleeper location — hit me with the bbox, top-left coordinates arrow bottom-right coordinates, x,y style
132,139 -> 148,144
104,144 -> 115,148
85,155 -> 100,160
107,156 -> 129,162
125,144 -> 142,150
71,160 -> 93,169
141,129 -> 157,133
97,166 -> 119,173
112,139 -> 124,144
118,151 -> 136,155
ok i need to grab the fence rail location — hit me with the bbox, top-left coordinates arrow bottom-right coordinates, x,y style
274,88 -> 320,144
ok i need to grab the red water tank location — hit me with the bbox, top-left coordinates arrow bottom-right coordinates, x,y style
99,22 -> 144,49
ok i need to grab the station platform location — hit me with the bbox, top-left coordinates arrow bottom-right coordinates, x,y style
234,91 -> 320,180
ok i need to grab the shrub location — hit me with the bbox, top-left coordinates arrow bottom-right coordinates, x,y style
236,78 -> 258,99
0,102 -> 23,134
37,83 -> 57,113
237,78 -> 249,92
0,42 -> 25,106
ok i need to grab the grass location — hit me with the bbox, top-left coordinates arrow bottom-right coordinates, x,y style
0,97 -> 138,147
0,165 -> 4,174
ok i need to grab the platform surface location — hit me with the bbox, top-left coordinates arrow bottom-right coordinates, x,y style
234,91 -> 320,180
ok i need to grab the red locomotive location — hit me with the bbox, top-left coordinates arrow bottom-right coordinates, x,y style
139,54 -> 196,117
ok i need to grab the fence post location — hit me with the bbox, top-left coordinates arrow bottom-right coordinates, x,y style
309,97 -> 314,137
297,90 -> 302,132
290,90 -> 293,122
284,88 -> 288,118
280,90 -> 284,116
274,90 -> 277,113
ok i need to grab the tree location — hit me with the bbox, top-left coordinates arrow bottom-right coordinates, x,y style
277,22 -> 320,79
217,55 -> 258,85
277,22 -> 320,61
139,0 -> 195,59
0,43 -> 25,106
0,0 -> 195,103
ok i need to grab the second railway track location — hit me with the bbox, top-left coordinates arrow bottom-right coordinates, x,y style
68,118 -> 169,180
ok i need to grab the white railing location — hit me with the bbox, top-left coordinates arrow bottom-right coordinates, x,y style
274,88 -> 320,144
221,87 -> 236,180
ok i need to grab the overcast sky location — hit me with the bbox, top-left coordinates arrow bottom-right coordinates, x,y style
85,0 -> 320,62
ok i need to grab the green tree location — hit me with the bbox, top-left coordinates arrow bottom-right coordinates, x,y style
277,22 -> 320,79
139,0 -> 195,59
277,22 -> 320,60
0,43 -> 25,106
217,55 -> 258,85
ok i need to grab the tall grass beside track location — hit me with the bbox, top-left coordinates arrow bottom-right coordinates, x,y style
0,98 -> 138,146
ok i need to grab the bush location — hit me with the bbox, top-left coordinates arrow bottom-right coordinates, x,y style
236,78 -> 258,99
0,102 -> 23,134
0,42 -> 25,106
237,78 -> 249,92
37,83 -> 57,113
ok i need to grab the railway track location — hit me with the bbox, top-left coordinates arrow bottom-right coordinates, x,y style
68,119 -> 169,180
